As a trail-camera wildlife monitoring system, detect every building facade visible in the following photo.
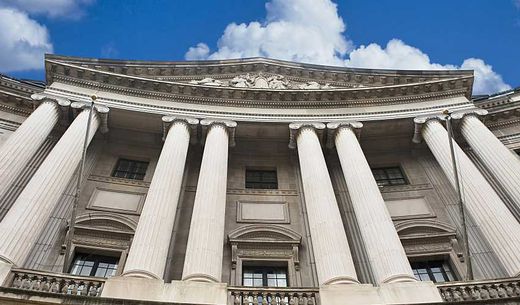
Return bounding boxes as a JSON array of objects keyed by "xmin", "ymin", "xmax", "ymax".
[{"xmin": 0, "ymin": 55, "xmax": 519, "ymax": 304}]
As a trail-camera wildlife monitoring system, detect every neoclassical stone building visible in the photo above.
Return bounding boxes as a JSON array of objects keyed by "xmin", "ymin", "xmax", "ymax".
[{"xmin": 0, "ymin": 55, "xmax": 519, "ymax": 305}]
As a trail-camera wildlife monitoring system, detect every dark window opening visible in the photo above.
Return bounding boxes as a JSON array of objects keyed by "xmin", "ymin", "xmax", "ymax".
[
  {"xmin": 411, "ymin": 260, "xmax": 455, "ymax": 283},
  {"xmin": 112, "ymin": 158, "xmax": 149, "ymax": 180},
  {"xmin": 371, "ymin": 166, "xmax": 407, "ymax": 187},
  {"xmin": 245, "ymin": 169, "xmax": 278, "ymax": 189},
  {"xmin": 70, "ymin": 253, "xmax": 119, "ymax": 278},
  {"xmin": 242, "ymin": 266, "xmax": 288, "ymax": 287}
]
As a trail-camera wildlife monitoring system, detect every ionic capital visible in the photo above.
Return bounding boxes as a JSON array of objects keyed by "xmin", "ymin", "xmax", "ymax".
[
  {"xmin": 200, "ymin": 119, "xmax": 237, "ymax": 147},
  {"xmin": 412, "ymin": 108, "xmax": 488, "ymax": 143},
  {"xmin": 412, "ymin": 113, "xmax": 447, "ymax": 144},
  {"xmin": 162, "ymin": 116, "xmax": 199, "ymax": 143},
  {"xmin": 288, "ymin": 122, "xmax": 326, "ymax": 149},
  {"xmin": 31, "ymin": 93, "xmax": 71, "ymax": 108},
  {"xmin": 31, "ymin": 93, "xmax": 70, "ymax": 125},
  {"xmin": 326, "ymin": 121, "xmax": 363, "ymax": 148},
  {"xmin": 71, "ymin": 101, "xmax": 110, "ymax": 134},
  {"xmin": 449, "ymin": 108, "xmax": 488, "ymax": 120}
]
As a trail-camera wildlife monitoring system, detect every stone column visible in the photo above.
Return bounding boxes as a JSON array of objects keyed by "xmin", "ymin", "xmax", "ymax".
[
  {"xmin": 327, "ymin": 122, "xmax": 416, "ymax": 284},
  {"xmin": 416, "ymin": 117, "xmax": 520, "ymax": 276},
  {"xmin": 123, "ymin": 117, "xmax": 198, "ymax": 279},
  {"xmin": 0, "ymin": 97, "xmax": 66, "ymax": 202},
  {"xmin": 0, "ymin": 103, "xmax": 108, "ymax": 266},
  {"xmin": 182, "ymin": 119, "xmax": 236, "ymax": 283},
  {"xmin": 456, "ymin": 109, "xmax": 520, "ymax": 209},
  {"xmin": 289, "ymin": 123, "xmax": 359, "ymax": 285}
]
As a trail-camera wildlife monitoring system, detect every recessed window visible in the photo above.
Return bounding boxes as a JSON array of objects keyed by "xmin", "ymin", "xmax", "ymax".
[
  {"xmin": 371, "ymin": 167, "xmax": 407, "ymax": 187},
  {"xmin": 112, "ymin": 158, "xmax": 149, "ymax": 180},
  {"xmin": 245, "ymin": 169, "xmax": 278, "ymax": 189},
  {"xmin": 411, "ymin": 260, "xmax": 455, "ymax": 283},
  {"xmin": 70, "ymin": 253, "xmax": 119, "ymax": 278},
  {"xmin": 243, "ymin": 266, "xmax": 288, "ymax": 287}
]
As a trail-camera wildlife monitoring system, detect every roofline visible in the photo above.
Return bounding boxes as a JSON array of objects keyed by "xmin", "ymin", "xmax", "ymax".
[{"xmin": 45, "ymin": 53, "xmax": 474, "ymax": 78}]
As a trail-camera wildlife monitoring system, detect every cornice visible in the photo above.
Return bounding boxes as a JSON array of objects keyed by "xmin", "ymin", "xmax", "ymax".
[
  {"xmin": 46, "ymin": 58, "xmax": 473, "ymax": 104},
  {"xmin": 45, "ymin": 86, "xmax": 474, "ymax": 122},
  {"xmin": 51, "ymin": 73, "xmax": 470, "ymax": 110},
  {"xmin": 45, "ymin": 55, "xmax": 474, "ymax": 89}
]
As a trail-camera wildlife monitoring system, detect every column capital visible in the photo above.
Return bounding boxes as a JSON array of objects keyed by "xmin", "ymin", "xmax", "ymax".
[
  {"xmin": 31, "ymin": 93, "xmax": 70, "ymax": 125},
  {"xmin": 412, "ymin": 113, "xmax": 447, "ymax": 144},
  {"xmin": 200, "ymin": 119, "xmax": 237, "ymax": 147},
  {"xmin": 288, "ymin": 122, "xmax": 325, "ymax": 149},
  {"xmin": 326, "ymin": 121, "xmax": 363, "ymax": 148},
  {"xmin": 31, "ymin": 93, "xmax": 71, "ymax": 108},
  {"xmin": 71, "ymin": 101, "xmax": 110, "ymax": 134},
  {"xmin": 162, "ymin": 116, "xmax": 199, "ymax": 143},
  {"xmin": 412, "ymin": 108, "xmax": 488, "ymax": 144},
  {"xmin": 449, "ymin": 108, "xmax": 488, "ymax": 120}
]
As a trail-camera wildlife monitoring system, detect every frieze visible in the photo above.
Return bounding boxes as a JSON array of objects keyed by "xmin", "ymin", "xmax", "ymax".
[
  {"xmin": 188, "ymin": 73, "xmax": 335, "ymax": 90},
  {"xmin": 50, "ymin": 73, "xmax": 471, "ymax": 110},
  {"xmin": 46, "ymin": 56, "xmax": 473, "ymax": 90},
  {"xmin": 46, "ymin": 60, "xmax": 473, "ymax": 108},
  {"xmin": 45, "ymin": 86, "xmax": 474, "ymax": 122}
]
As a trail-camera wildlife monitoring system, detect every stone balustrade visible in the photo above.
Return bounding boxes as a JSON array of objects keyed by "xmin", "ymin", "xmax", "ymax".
[
  {"xmin": 437, "ymin": 277, "xmax": 520, "ymax": 302},
  {"xmin": 5, "ymin": 268, "xmax": 105, "ymax": 297},
  {"xmin": 228, "ymin": 286, "xmax": 320, "ymax": 305}
]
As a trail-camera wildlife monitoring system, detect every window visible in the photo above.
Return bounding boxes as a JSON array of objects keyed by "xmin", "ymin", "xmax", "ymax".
[
  {"xmin": 371, "ymin": 167, "xmax": 407, "ymax": 187},
  {"xmin": 411, "ymin": 260, "xmax": 455, "ymax": 283},
  {"xmin": 112, "ymin": 158, "xmax": 148, "ymax": 180},
  {"xmin": 243, "ymin": 267, "xmax": 288, "ymax": 287},
  {"xmin": 70, "ymin": 253, "xmax": 119, "ymax": 278},
  {"xmin": 245, "ymin": 169, "xmax": 278, "ymax": 189}
]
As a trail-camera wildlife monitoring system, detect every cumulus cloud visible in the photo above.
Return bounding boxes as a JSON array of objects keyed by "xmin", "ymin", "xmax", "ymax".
[
  {"xmin": 0, "ymin": 7, "xmax": 53, "ymax": 72},
  {"xmin": 0, "ymin": 0, "xmax": 94, "ymax": 18},
  {"xmin": 186, "ymin": 0, "xmax": 511, "ymax": 95},
  {"xmin": 195, "ymin": 0, "xmax": 352, "ymax": 66},
  {"xmin": 345, "ymin": 39, "xmax": 511, "ymax": 95}
]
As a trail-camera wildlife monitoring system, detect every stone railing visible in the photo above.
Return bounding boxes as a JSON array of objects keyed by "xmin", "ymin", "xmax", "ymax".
[
  {"xmin": 228, "ymin": 286, "xmax": 320, "ymax": 305},
  {"xmin": 437, "ymin": 277, "xmax": 520, "ymax": 302},
  {"xmin": 5, "ymin": 268, "xmax": 105, "ymax": 297}
]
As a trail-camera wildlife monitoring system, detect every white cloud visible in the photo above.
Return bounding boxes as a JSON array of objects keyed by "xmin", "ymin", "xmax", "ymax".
[
  {"xmin": 197, "ymin": 0, "xmax": 352, "ymax": 66},
  {"xmin": 0, "ymin": 7, "xmax": 53, "ymax": 72},
  {"xmin": 185, "ymin": 43, "xmax": 210, "ymax": 60},
  {"xmin": 186, "ymin": 0, "xmax": 511, "ymax": 95},
  {"xmin": 345, "ymin": 39, "xmax": 511, "ymax": 95},
  {"xmin": 0, "ymin": 0, "xmax": 93, "ymax": 18}
]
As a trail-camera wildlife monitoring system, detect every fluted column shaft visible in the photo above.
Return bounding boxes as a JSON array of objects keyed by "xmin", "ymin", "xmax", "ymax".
[
  {"xmin": 123, "ymin": 119, "xmax": 194, "ymax": 279},
  {"xmin": 182, "ymin": 123, "xmax": 230, "ymax": 282},
  {"xmin": 295, "ymin": 126, "xmax": 358, "ymax": 285},
  {"xmin": 333, "ymin": 125, "xmax": 416, "ymax": 284},
  {"xmin": 422, "ymin": 119, "xmax": 520, "ymax": 276},
  {"xmin": 460, "ymin": 115, "xmax": 520, "ymax": 208},
  {"xmin": 0, "ymin": 109, "xmax": 99, "ymax": 266},
  {"xmin": 0, "ymin": 101, "xmax": 60, "ymax": 201}
]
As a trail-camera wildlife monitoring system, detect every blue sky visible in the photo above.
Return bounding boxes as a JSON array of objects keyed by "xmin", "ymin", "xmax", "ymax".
[{"xmin": 0, "ymin": 0, "xmax": 518, "ymax": 95}]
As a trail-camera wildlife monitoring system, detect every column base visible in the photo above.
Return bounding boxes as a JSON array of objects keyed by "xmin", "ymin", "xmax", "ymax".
[
  {"xmin": 102, "ymin": 276, "xmax": 227, "ymax": 305},
  {"xmin": 320, "ymin": 281, "xmax": 442, "ymax": 305}
]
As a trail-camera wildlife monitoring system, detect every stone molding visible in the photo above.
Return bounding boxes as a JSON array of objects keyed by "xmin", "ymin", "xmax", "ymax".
[
  {"xmin": 45, "ymin": 56, "xmax": 474, "ymax": 100},
  {"xmin": 50, "ymin": 73, "xmax": 471, "ymax": 110},
  {"xmin": 44, "ymin": 86, "xmax": 475, "ymax": 122}
]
